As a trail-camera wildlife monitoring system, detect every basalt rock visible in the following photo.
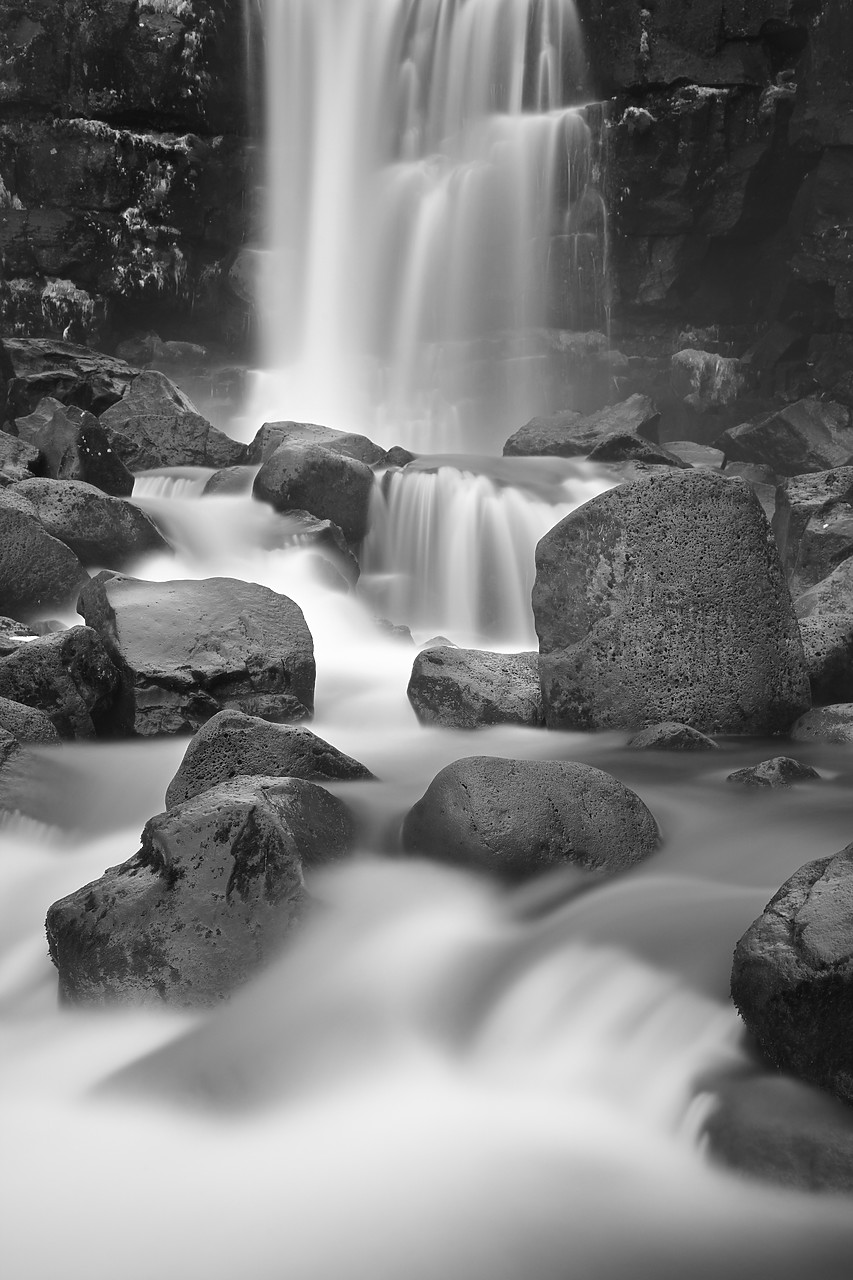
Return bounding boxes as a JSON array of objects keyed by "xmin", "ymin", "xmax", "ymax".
[
  {"xmin": 165, "ymin": 709, "xmax": 373, "ymax": 808},
  {"xmin": 503, "ymin": 394, "xmax": 660, "ymax": 458},
  {"xmin": 253, "ymin": 443, "xmax": 376, "ymax": 546},
  {"xmin": 14, "ymin": 477, "xmax": 169, "ymax": 567},
  {"xmin": 584, "ymin": 434, "xmax": 688, "ymax": 467},
  {"xmin": 0, "ymin": 625, "xmax": 120, "ymax": 737},
  {"xmin": 626, "ymin": 722, "xmax": 719, "ymax": 751},
  {"xmin": 3, "ymin": 339, "xmax": 137, "ymax": 417},
  {"xmin": 726, "ymin": 757, "xmax": 821, "ymax": 788},
  {"xmin": 407, "ymin": 647, "xmax": 543, "ymax": 730},
  {"xmin": 731, "ymin": 844, "xmax": 853, "ymax": 1104},
  {"xmin": 247, "ymin": 421, "xmax": 387, "ymax": 467},
  {"xmin": 0, "ymin": 495, "xmax": 89, "ymax": 619},
  {"xmin": 98, "ymin": 372, "xmax": 246, "ymax": 471},
  {"xmin": 402, "ymin": 756, "xmax": 660, "ymax": 881},
  {"xmin": 716, "ymin": 401, "xmax": 853, "ymax": 477},
  {"xmin": 78, "ymin": 573, "xmax": 315, "ymax": 736},
  {"xmin": 15, "ymin": 397, "xmax": 133, "ymax": 496},
  {"xmin": 789, "ymin": 705, "xmax": 853, "ymax": 744},
  {"xmin": 45, "ymin": 776, "xmax": 357, "ymax": 1008},
  {"xmin": 0, "ymin": 431, "xmax": 39, "ymax": 483},
  {"xmin": 533, "ymin": 470, "xmax": 810, "ymax": 734},
  {"xmin": 0, "ymin": 694, "xmax": 60, "ymax": 745},
  {"xmin": 773, "ymin": 469, "xmax": 853, "ymax": 597},
  {"xmin": 795, "ymin": 559, "xmax": 853, "ymax": 704}
]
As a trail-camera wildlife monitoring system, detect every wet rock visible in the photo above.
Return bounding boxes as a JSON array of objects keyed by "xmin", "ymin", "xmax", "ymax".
[
  {"xmin": 201, "ymin": 466, "xmax": 255, "ymax": 496},
  {"xmin": 384, "ymin": 446, "xmax": 416, "ymax": 468},
  {"xmin": 503, "ymin": 393, "xmax": 660, "ymax": 458},
  {"xmin": 671, "ymin": 349, "xmax": 744, "ymax": 411},
  {"xmin": 407, "ymin": 647, "xmax": 543, "ymax": 730},
  {"xmin": 585, "ymin": 434, "xmax": 688, "ymax": 467},
  {"xmin": 3, "ymin": 338, "xmax": 137, "ymax": 418},
  {"xmin": 0, "ymin": 625, "xmax": 120, "ymax": 738},
  {"xmin": 789, "ymin": 705, "xmax": 853, "ymax": 744},
  {"xmin": 99, "ymin": 372, "xmax": 246, "ymax": 471},
  {"xmin": 0, "ymin": 430, "xmax": 39, "ymax": 483},
  {"xmin": 795, "ymin": 560, "xmax": 853, "ymax": 704},
  {"xmin": 664, "ymin": 441, "xmax": 725, "ymax": 469},
  {"xmin": 0, "ymin": 495, "xmax": 89, "ymax": 619},
  {"xmin": 401, "ymin": 756, "xmax": 660, "ymax": 881},
  {"xmin": 534, "ymin": 470, "xmax": 810, "ymax": 733},
  {"xmin": 79, "ymin": 574, "xmax": 315, "ymax": 736},
  {"xmin": 14, "ymin": 478, "xmax": 169, "ymax": 567},
  {"xmin": 772, "ymin": 469, "xmax": 853, "ymax": 596},
  {"xmin": 626, "ymin": 722, "xmax": 719, "ymax": 751},
  {"xmin": 247, "ymin": 421, "xmax": 386, "ymax": 467},
  {"xmin": 165, "ymin": 709, "xmax": 373, "ymax": 808},
  {"xmin": 277, "ymin": 511, "xmax": 360, "ymax": 587},
  {"xmin": 716, "ymin": 400, "xmax": 853, "ymax": 476},
  {"xmin": 45, "ymin": 776, "xmax": 357, "ymax": 1008},
  {"xmin": 0, "ymin": 694, "xmax": 60, "ymax": 745},
  {"xmin": 726, "ymin": 757, "xmax": 821, "ymax": 788},
  {"xmin": 253, "ymin": 443, "xmax": 375, "ymax": 545},
  {"xmin": 15, "ymin": 397, "xmax": 134, "ymax": 496},
  {"xmin": 731, "ymin": 843, "xmax": 853, "ymax": 1104}
]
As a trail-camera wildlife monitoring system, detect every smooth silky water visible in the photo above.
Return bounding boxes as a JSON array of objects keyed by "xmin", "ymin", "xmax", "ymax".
[{"xmin": 4, "ymin": 0, "xmax": 853, "ymax": 1276}]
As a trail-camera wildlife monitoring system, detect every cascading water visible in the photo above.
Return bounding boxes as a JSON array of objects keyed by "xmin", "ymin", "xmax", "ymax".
[{"xmin": 251, "ymin": 0, "xmax": 607, "ymax": 451}]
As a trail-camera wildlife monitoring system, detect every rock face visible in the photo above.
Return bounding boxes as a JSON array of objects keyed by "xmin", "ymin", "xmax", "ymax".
[
  {"xmin": 165, "ymin": 709, "xmax": 373, "ymax": 808},
  {"xmin": 247, "ymin": 421, "xmax": 387, "ymax": 467},
  {"xmin": 0, "ymin": 626, "xmax": 120, "ymax": 737},
  {"xmin": 401, "ymin": 756, "xmax": 660, "ymax": 880},
  {"xmin": 15, "ymin": 397, "xmax": 133, "ymax": 495},
  {"xmin": 795, "ymin": 559, "xmax": 853, "ymax": 704},
  {"xmin": 731, "ymin": 844, "xmax": 853, "ymax": 1103},
  {"xmin": 0, "ymin": 496, "xmax": 89, "ymax": 618},
  {"xmin": 626, "ymin": 722, "xmax": 719, "ymax": 751},
  {"xmin": 726, "ymin": 757, "xmax": 820, "ymax": 788},
  {"xmin": 717, "ymin": 401, "xmax": 853, "ymax": 476},
  {"xmin": 773, "ymin": 469, "xmax": 853, "ymax": 597},
  {"xmin": 407, "ymin": 647, "xmax": 543, "ymax": 730},
  {"xmin": 503, "ymin": 394, "xmax": 660, "ymax": 458},
  {"xmin": 98, "ymin": 372, "xmax": 246, "ymax": 471},
  {"xmin": 253, "ymin": 443, "xmax": 376, "ymax": 545},
  {"xmin": 14, "ymin": 477, "xmax": 169, "ymax": 566},
  {"xmin": 79, "ymin": 574, "xmax": 316, "ymax": 736},
  {"xmin": 45, "ymin": 776, "xmax": 357, "ymax": 1007},
  {"xmin": 533, "ymin": 471, "xmax": 810, "ymax": 733}
]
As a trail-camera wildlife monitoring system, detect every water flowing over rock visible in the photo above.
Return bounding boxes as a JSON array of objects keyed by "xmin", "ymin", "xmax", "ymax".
[
  {"xmin": 78, "ymin": 574, "xmax": 315, "ymax": 736},
  {"xmin": 407, "ymin": 647, "xmax": 543, "ymax": 730},
  {"xmin": 46, "ymin": 776, "xmax": 357, "ymax": 1008},
  {"xmin": 253, "ymin": 443, "xmax": 376, "ymax": 546},
  {"xmin": 13, "ymin": 477, "xmax": 169, "ymax": 567},
  {"xmin": 166, "ymin": 709, "xmax": 374, "ymax": 809},
  {"xmin": 402, "ymin": 756, "xmax": 660, "ymax": 880},
  {"xmin": 15, "ymin": 397, "xmax": 133, "ymax": 495},
  {"xmin": 533, "ymin": 470, "xmax": 810, "ymax": 733},
  {"xmin": 0, "ymin": 625, "xmax": 120, "ymax": 738}
]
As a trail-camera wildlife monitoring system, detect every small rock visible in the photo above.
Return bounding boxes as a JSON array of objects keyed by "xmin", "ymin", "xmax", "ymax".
[
  {"xmin": 201, "ymin": 466, "xmax": 255, "ymax": 496},
  {"xmin": 726, "ymin": 757, "xmax": 821, "ymax": 788},
  {"xmin": 626, "ymin": 722, "xmax": 719, "ymax": 751},
  {"xmin": 384, "ymin": 446, "xmax": 416, "ymax": 468},
  {"xmin": 407, "ymin": 647, "xmax": 543, "ymax": 729},
  {"xmin": 790, "ymin": 705, "xmax": 853, "ymax": 743},
  {"xmin": 375, "ymin": 618, "xmax": 414, "ymax": 644}
]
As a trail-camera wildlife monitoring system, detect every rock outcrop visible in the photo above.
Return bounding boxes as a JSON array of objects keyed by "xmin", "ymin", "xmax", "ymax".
[{"xmin": 407, "ymin": 647, "xmax": 543, "ymax": 730}]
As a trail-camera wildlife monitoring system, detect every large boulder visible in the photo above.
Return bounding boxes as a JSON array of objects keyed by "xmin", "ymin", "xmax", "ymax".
[
  {"xmin": 533, "ymin": 471, "xmax": 810, "ymax": 733},
  {"xmin": 78, "ymin": 574, "xmax": 316, "ymax": 736},
  {"xmin": 3, "ymin": 338, "xmax": 137, "ymax": 418},
  {"xmin": 0, "ymin": 625, "xmax": 120, "ymax": 737},
  {"xmin": 407, "ymin": 647, "xmax": 543, "ymax": 729},
  {"xmin": 13, "ymin": 477, "xmax": 169, "ymax": 567},
  {"xmin": 772, "ymin": 469, "xmax": 853, "ymax": 596},
  {"xmin": 15, "ymin": 396, "xmax": 134, "ymax": 495},
  {"xmin": 45, "ymin": 776, "xmax": 357, "ymax": 1007},
  {"xmin": 731, "ymin": 844, "xmax": 853, "ymax": 1104},
  {"xmin": 716, "ymin": 400, "xmax": 853, "ymax": 476},
  {"xmin": 98, "ymin": 371, "xmax": 246, "ymax": 471},
  {"xmin": 503, "ymin": 394, "xmax": 660, "ymax": 458},
  {"xmin": 165, "ymin": 709, "xmax": 373, "ymax": 808},
  {"xmin": 401, "ymin": 756, "xmax": 660, "ymax": 880},
  {"xmin": 253, "ymin": 443, "xmax": 376, "ymax": 545},
  {"xmin": 0, "ymin": 495, "xmax": 89, "ymax": 619},
  {"xmin": 795, "ymin": 559, "xmax": 853, "ymax": 704},
  {"xmin": 247, "ymin": 421, "xmax": 387, "ymax": 467}
]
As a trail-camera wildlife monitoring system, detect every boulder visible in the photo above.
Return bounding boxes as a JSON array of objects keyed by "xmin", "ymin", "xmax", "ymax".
[
  {"xmin": 45, "ymin": 776, "xmax": 357, "ymax": 1007},
  {"xmin": 585, "ymin": 434, "xmax": 689, "ymax": 467},
  {"xmin": 0, "ymin": 625, "xmax": 120, "ymax": 737},
  {"xmin": 98, "ymin": 372, "xmax": 246, "ymax": 471},
  {"xmin": 671, "ymin": 349, "xmax": 744, "ymax": 411},
  {"xmin": 721, "ymin": 462, "xmax": 778, "ymax": 523},
  {"xmin": 277, "ymin": 511, "xmax": 360, "ymax": 587},
  {"xmin": 202, "ymin": 466, "xmax": 255, "ymax": 496},
  {"xmin": 795, "ymin": 560, "xmax": 853, "ymax": 704},
  {"xmin": 247, "ymin": 421, "xmax": 387, "ymax": 467},
  {"xmin": 0, "ymin": 617, "xmax": 38, "ymax": 655},
  {"xmin": 503, "ymin": 393, "xmax": 660, "ymax": 458},
  {"xmin": 731, "ymin": 844, "xmax": 853, "ymax": 1104},
  {"xmin": 0, "ymin": 496, "xmax": 89, "ymax": 619},
  {"xmin": 664, "ymin": 441, "xmax": 725, "ymax": 469},
  {"xmin": 253, "ymin": 443, "xmax": 375, "ymax": 545},
  {"xmin": 15, "ymin": 396, "xmax": 134, "ymax": 495},
  {"xmin": 401, "ymin": 756, "xmax": 660, "ymax": 881},
  {"xmin": 3, "ymin": 338, "xmax": 137, "ymax": 418},
  {"xmin": 772, "ymin": 469, "xmax": 853, "ymax": 596},
  {"xmin": 533, "ymin": 471, "xmax": 810, "ymax": 733},
  {"xmin": 716, "ymin": 400, "xmax": 853, "ymax": 476},
  {"xmin": 407, "ymin": 647, "xmax": 543, "ymax": 730},
  {"xmin": 165, "ymin": 709, "xmax": 373, "ymax": 808},
  {"xmin": 78, "ymin": 574, "xmax": 315, "ymax": 736},
  {"xmin": 0, "ymin": 430, "xmax": 39, "ymax": 483},
  {"xmin": 789, "ymin": 705, "xmax": 853, "ymax": 744},
  {"xmin": 0, "ymin": 695, "xmax": 60, "ymax": 745},
  {"xmin": 626, "ymin": 722, "xmax": 719, "ymax": 751},
  {"xmin": 384, "ymin": 446, "xmax": 417, "ymax": 468},
  {"xmin": 13, "ymin": 478, "xmax": 169, "ymax": 567},
  {"xmin": 726, "ymin": 757, "xmax": 821, "ymax": 788}
]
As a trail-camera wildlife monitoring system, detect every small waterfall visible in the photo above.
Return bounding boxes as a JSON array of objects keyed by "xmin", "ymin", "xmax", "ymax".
[{"xmin": 253, "ymin": 0, "xmax": 606, "ymax": 451}]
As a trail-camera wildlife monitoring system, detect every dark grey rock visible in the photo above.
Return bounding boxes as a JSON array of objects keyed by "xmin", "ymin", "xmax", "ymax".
[
  {"xmin": 4, "ymin": 338, "xmax": 137, "ymax": 418},
  {"xmin": 0, "ymin": 430, "xmax": 39, "ymax": 483},
  {"xmin": 585, "ymin": 433, "xmax": 689, "ymax": 467},
  {"xmin": 401, "ymin": 756, "xmax": 660, "ymax": 881},
  {"xmin": 14, "ymin": 477, "xmax": 169, "ymax": 567},
  {"xmin": 99, "ymin": 371, "xmax": 246, "ymax": 471},
  {"xmin": 795, "ymin": 560, "xmax": 853, "ymax": 704},
  {"xmin": 253, "ymin": 443, "xmax": 375, "ymax": 544},
  {"xmin": 0, "ymin": 495, "xmax": 89, "ymax": 619},
  {"xmin": 46, "ymin": 776, "xmax": 357, "ymax": 1007},
  {"xmin": 626, "ymin": 722, "xmax": 719, "ymax": 751},
  {"xmin": 533, "ymin": 471, "xmax": 810, "ymax": 733},
  {"xmin": 726, "ymin": 757, "xmax": 821, "ymax": 788},
  {"xmin": 407, "ymin": 647, "xmax": 543, "ymax": 730},
  {"xmin": 384, "ymin": 446, "xmax": 416, "ymax": 468},
  {"xmin": 790, "ymin": 705, "xmax": 853, "ymax": 744},
  {"xmin": 0, "ymin": 625, "xmax": 120, "ymax": 738},
  {"xmin": 717, "ymin": 400, "xmax": 853, "ymax": 476},
  {"xmin": 247, "ymin": 420, "xmax": 386, "ymax": 467},
  {"xmin": 503, "ymin": 394, "xmax": 660, "ymax": 458},
  {"xmin": 0, "ymin": 695, "xmax": 61, "ymax": 745},
  {"xmin": 79, "ymin": 573, "xmax": 315, "ymax": 736},
  {"xmin": 277, "ymin": 511, "xmax": 360, "ymax": 587},
  {"xmin": 663, "ymin": 441, "xmax": 725, "ymax": 469},
  {"xmin": 201, "ymin": 466, "xmax": 255, "ymax": 496},
  {"xmin": 772, "ymin": 469, "xmax": 853, "ymax": 596},
  {"xmin": 165, "ymin": 709, "xmax": 373, "ymax": 808},
  {"xmin": 15, "ymin": 396, "xmax": 134, "ymax": 495}
]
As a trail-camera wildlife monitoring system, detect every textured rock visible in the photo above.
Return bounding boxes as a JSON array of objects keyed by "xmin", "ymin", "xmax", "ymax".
[
  {"xmin": 99, "ymin": 372, "xmax": 246, "ymax": 471},
  {"xmin": 45, "ymin": 776, "xmax": 356, "ymax": 1007},
  {"xmin": 407, "ymin": 647, "xmax": 543, "ymax": 730},
  {"xmin": 247, "ymin": 421, "xmax": 386, "ymax": 467},
  {"xmin": 15, "ymin": 396, "xmax": 133, "ymax": 495},
  {"xmin": 0, "ymin": 725, "xmax": 20, "ymax": 769},
  {"xmin": 0, "ymin": 496, "xmax": 89, "ymax": 618},
  {"xmin": 253, "ymin": 443, "xmax": 376, "ymax": 545},
  {"xmin": 717, "ymin": 401, "xmax": 853, "ymax": 476},
  {"xmin": 4, "ymin": 339, "xmax": 137, "ymax": 417},
  {"xmin": 662, "ymin": 441, "xmax": 725, "ymax": 469},
  {"xmin": 731, "ymin": 844, "xmax": 853, "ymax": 1103},
  {"xmin": 0, "ymin": 625, "xmax": 120, "ymax": 737},
  {"xmin": 276, "ymin": 511, "xmax": 361, "ymax": 587},
  {"xmin": 202, "ymin": 466, "xmax": 255, "ymax": 496},
  {"xmin": 503, "ymin": 394, "xmax": 660, "ymax": 458},
  {"xmin": 726, "ymin": 757, "xmax": 821, "ymax": 788},
  {"xmin": 534, "ymin": 471, "xmax": 810, "ymax": 733},
  {"xmin": 773, "ymin": 469, "xmax": 853, "ymax": 596},
  {"xmin": 79, "ymin": 574, "xmax": 315, "ymax": 736},
  {"xmin": 0, "ymin": 430, "xmax": 39, "ymax": 482},
  {"xmin": 14, "ymin": 477, "xmax": 169, "ymax": 567},
  {"xmin": 790, "ymin": 705, "xmax": 853, "ymax": 744},
  {"xmin": 401, "ymin": 756, "xmax": 660, "ymax": 881},
  {"xmin": 0, "ymin": 694, "xmax": 60, "ymax": 745},
  {"xmin": 584, "ymin": 434, "xmax": 688, "ymax": 467},
  {"xmin": 795, "ymin": 559, "xmax": 853, "ymax": 704},
  {"xmin": 626, "ymin": 722, "xmax": 719, "ymax": 751},
  {"xmin": 165, "ymin": 709, "xmax": 373, "ymax": 808},
  {"xmin": 671, "ymin": 349, "xmax": 744, "ymax": 411}
]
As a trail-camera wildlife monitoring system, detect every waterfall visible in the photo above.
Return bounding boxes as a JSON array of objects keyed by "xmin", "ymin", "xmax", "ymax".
[{"xmin": 252, "ymin": 0, "xmax": 606, "ymax": 451}]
